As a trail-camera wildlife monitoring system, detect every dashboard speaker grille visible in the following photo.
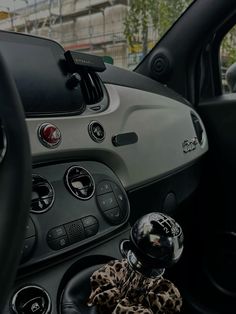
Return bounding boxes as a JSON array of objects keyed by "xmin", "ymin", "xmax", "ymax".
[{"xmin": 65, "ymin": 220, "xmax": 85, "ymax": 244}]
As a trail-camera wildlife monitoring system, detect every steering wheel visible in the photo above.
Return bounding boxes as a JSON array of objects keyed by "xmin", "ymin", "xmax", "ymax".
[{"xmin": 0, "ymin": 54, "xmax": 31, "ymax": 311}]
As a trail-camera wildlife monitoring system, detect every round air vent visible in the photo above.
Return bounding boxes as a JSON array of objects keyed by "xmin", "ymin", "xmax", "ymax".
[
  {"xmin": 11, "ymin": 285, "xmax": 51, "ymax": 314},
  {"xmin": 31, "ymin": 175, "xmax": 54, "ymax": 213},
  {"xmin": 65, "ymin": 166, "xmax": 95, "ymax": 200}
]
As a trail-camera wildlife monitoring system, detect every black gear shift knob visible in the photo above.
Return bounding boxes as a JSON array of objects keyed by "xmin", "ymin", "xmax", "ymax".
[{"xmin": 120, "ymin": 212, "xmax": 184, "ymax": 277}]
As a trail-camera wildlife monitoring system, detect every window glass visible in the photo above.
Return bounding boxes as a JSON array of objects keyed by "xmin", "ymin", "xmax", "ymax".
[
  {"xmin": 0, "ymin": 0, "xmax": 193, "ymax": 70},
  {"xmin": 220, "ymin": 25, "xmax": 236, "ymax": 93}
]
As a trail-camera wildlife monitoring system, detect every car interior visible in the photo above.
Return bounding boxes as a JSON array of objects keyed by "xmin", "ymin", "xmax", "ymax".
[{"xmin": 0, "ymin": 0, "xmax": 236, "ymax": 313}]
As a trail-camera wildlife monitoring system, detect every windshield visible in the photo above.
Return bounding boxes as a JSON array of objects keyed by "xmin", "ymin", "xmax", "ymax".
[{"xmin": 0, "ymin": 0, "xmax": 193, "ymax": 69}]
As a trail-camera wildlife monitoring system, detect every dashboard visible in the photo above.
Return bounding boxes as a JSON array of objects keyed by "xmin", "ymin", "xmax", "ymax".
[{"xmin": 0, "ymin": 31, "xmax": 208, "ymax": 314}]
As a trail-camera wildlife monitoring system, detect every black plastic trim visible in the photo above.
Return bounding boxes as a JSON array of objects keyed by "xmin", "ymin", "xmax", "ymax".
[{"xmin": 99, "ymin": 64, "xmax": 191, "ymax": 107}]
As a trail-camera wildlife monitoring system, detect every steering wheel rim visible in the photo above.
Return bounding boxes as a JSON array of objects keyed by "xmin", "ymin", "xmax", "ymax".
[{"xmin": 0, "ymin": 54, "xmax": 31, "ymax": 311}]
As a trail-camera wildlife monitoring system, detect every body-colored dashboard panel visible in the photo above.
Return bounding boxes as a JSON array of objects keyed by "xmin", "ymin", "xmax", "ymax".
[{"xmin": 28, "ymin": 84, "xmax": 208, "ymax": 190}]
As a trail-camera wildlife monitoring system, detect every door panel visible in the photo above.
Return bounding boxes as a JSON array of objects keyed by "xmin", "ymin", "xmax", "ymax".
[{"xmin": 177, "ymin": 95, "xmax": 236, "ymax": 314}]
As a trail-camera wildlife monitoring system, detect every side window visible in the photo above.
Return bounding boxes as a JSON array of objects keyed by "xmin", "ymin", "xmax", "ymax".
[{"xmin": 220, "ymin": 25, "xmax": 236, "ymax": 93}]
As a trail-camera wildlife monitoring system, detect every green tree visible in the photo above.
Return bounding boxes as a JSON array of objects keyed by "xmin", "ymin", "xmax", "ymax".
[
  {"xmin": 124, "ymin": 0, "xmax": 159, "ymax": 56},
  {"xmin": 124, "ymin": 0, "xmax": 192, "ymax": 56},
  {"xmin": 158, "ymin": 0, "xmax": 192, "ymax": 37},
  {"xmin": 221, "ymin": 25, "xmax": 236, "ymax": 68}
]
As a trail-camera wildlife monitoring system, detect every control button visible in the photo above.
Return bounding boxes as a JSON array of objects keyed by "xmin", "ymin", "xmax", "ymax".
[
  {"xmin": 38, "ymin": 123, "xmax": 61, "ymax": 148},
  {"xmin": 47, "ymin": 226, "xmax": 66, "ymax": 241},
  {"xmin": 112, "ymin": 132, "xmax": 138, "ymax": 147},
  {"xmin": 104, "ymin": 207, "xmax": 124, "ymax": 225},
  {"xmin": 65, "ymin": 219, "xmax": 85, "ymax": 244},
  {"xmin": 88, "ymin": 121, "xmax": 105, "ymax": 143},
  {"xmin": 112, "ymin": 183, "xmax": 127, "ymax": 210},
  {"xmin": 21, "ymin": 237, "xmax": 36, "ymax": 262},
  {"xmin": 25, "ymin": 217, "xmax": 36, "ymax": 238},
  {"xmin": 97, "ymin": 192, "xmax": 118, "ymax": 212},
  {"xmin": 82, "ymin": 216, "xmax": 98, "ymax": 228},
  {"xmin": 48, "ymin": 235, "xmax": 69, "ymax": 250},
  {"xmin": 85, "ymin": 224, "xmax": 99, "ymax": 238},
  {"xmin": 97, "ymin": 181, "xmax": 112, "ymax": 195}
]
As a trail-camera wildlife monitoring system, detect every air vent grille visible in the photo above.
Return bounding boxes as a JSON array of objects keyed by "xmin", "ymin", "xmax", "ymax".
[
  {"xmin": 65, "ymin": 166, "xmax": 95, "ymax": 200},
  {"xmin": 191, "ymin": 113, "xmax": 204, "ymax": 144},
  {"xmin": 80, "ymin": 71, "xmax": 104, "ymax": 105},
  {"xmin": 31, "ymin": 175, "xmax": 54, "ymax": 213}
]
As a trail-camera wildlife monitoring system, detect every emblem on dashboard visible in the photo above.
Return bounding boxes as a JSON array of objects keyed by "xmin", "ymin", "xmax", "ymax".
[
  {"xmin": 182, "ymin": 137, "xmax": 198, "ymax": 153},
  {"xmin": 38, "ymin": 123, "xmax": 61, "ymax": 148}
]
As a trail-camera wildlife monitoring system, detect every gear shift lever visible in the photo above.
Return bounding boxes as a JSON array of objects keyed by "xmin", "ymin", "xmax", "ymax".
[
  {"xmin": 61, "ymin": 213, "xmax": 184, "ymax": 314},
  {"xmin": 120, "ymin": 212, "xmax": 184, "ymax": 278}
]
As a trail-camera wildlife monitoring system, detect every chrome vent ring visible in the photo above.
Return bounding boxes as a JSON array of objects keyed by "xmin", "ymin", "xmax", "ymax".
[
  {"xmin": 64, "ymin": 166, "xmax": 95, "ymax": 200},
  {"xmin": 31, "ymin": 174, "xmax": 55, "ymax": 213}
]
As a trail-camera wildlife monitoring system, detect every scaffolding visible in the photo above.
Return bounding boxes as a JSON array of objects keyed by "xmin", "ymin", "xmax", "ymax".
[{"xmin": 0, "ymin": 0, "xmax": 156, "ymax": 68}]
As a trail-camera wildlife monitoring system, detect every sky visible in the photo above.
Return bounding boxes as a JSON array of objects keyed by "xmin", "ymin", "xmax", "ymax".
[{"xmin": 0, "ymin": 0, "xmax": 44, "ymax": 11}]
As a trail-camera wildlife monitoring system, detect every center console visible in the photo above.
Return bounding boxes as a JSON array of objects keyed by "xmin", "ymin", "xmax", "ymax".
[
  {"xmin": 21, "ymin": 161, "xmax": 130, "ymax": 269},
  {"xmin": 4, "ymin": 161, "xmax": 130, "ymax": 314}
]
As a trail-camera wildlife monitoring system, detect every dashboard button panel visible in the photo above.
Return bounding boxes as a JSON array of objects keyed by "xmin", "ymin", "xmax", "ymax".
[
  {"xmin": 84, "ymin": 224, "xmax": 98, "ymax": 238},
  {"xmin": 47, "ymin": 226, "xmax": 66, "ymax": 241},
  {"xmin": 97, "ymin": 192, "xmax": 118, "ymax": 212},
  {"xmin": 111, "ymin": 183, "xmax": 127, "ymax": 210},
  {"xmin": 21, "ymin": 162, "xmax": 130, "ymax": 265},
  {"xmin": 21, "ymin": 237, "xmax": 36, "ymax": 262},
  {"xmin": 48, "ymin": 236, "xmax": 69, "ymax": 250},
  {"xmin": 97, "ymin": 181, "xmax": 129, "ymax": 225},
  {"xmin": 21, "ymin": 217, "xmax": 36, "ymax": 263},
  {"xmin": 81, "ymin": 215, "xmax": 97, "ymax": 228},
  {"xmin": 104, "ymin": 207, "xmax": 124, "ymax": 225},
  {"xmin": 25, "ymin": 217, "xmax": 36, "ymax": 238},
  {"xmin": 65, "ymin": 220, "xmax": 85, "ymax": 244},
  {"xmin": 96, "ymin": 181, "xmax": 112, "ymax": 195},
  {"xmin": 47, "ymin": 216, "xmax": 99, "ymax": 250}
]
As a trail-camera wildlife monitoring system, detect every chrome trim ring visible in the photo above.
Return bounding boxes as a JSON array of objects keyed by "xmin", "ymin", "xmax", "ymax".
[
  {"xmin": 30, "ymin": 174, "xmax": 55, "ymax": 214},
  {"xmin": 88, "ymin": 121, "xmax": 105, "ymax": 143},
  {"xmin": 38, "ymin": 123, "xmax": 61, "ymax": 149},
  {"xmin": 65, "ymin": 165, "xmax": 95, "ymax": 200},
  {"xmin": 11, "ymin": 284, "xmax": 51, "ymax": 314}
]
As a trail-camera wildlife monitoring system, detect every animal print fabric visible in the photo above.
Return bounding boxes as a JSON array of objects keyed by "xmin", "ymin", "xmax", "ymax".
[{"xmin": 87, "ymin": 259, "xmax": 182, "ymax": 313}]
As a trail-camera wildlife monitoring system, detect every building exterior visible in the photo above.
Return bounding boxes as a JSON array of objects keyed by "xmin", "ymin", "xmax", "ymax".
[{"xmin": 0, "ymin": 0, "xmax": 142, "ymax": 68}]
